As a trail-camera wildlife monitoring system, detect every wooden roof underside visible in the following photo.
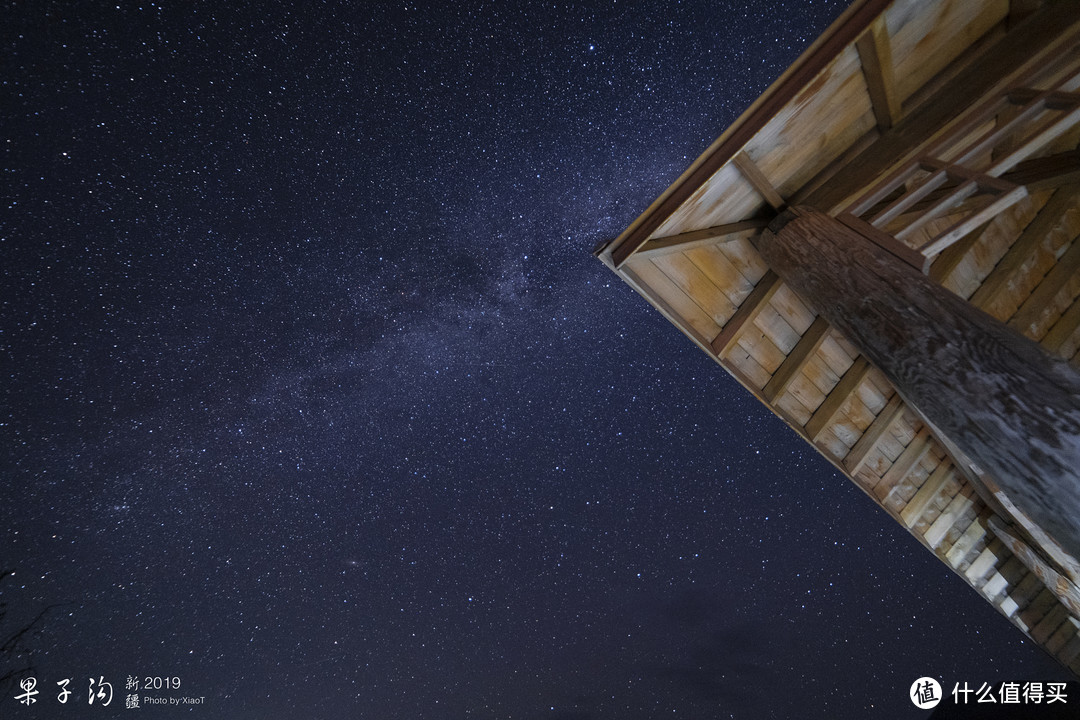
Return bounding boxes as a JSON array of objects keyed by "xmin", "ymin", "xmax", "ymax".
[{"xmin": 598, "ymin": 0, "xmax": 1080, "ymax": 673}]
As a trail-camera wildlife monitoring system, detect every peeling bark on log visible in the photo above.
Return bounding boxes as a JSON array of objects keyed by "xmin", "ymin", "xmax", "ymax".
[{"xmin": 756, "ymin": 206, "xmax": 1080, "ymax": 558}]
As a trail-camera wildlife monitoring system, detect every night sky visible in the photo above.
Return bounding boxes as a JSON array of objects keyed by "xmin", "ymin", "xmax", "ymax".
[{"xmin": 2, "ymin": 1, "xmax": 1075, "ymax": 718}]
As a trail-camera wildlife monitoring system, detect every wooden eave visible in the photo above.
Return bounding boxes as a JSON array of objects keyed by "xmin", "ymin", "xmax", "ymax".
[{"xmin": 599, "ymin": 0, "xmax": 1080, "ymax": 674}]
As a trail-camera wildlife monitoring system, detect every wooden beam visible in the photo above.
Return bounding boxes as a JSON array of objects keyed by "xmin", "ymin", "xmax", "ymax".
[
  {"xmin": 843, "ymin": 393, "xmax": 905, "ymax": 476},
  {"xmin": 807, "ymin": 5, "xmax": 1080, "ymax": 214},
  {"xmin": 633, "ymin": 219, "xmax": 769, "ymax": 260},
  {"xmin": 855, "ymin": 15, "xmax": 902, "ymax": 130},
  {"xmin": 1010, "ymin": 232, "xmax": 1080, "ymax": 336},
  {"xmin": 709, "ymin": 271, "xmax": 781, "ymax": 357},
  {"xmin": 901, "ymin": 460, "xmax": 955, "ymax": 528},
  {"xmin": 837, "ymin": 213, "xmax": 931, "ymax": 273},
  {"xmin": 918, "ymin": 184, "xmax": 1029, "ymax": 258},
  {"xmin": 1043, "ymin": 295, "xmax": 1080, "ymax": 354},
  {"xmin": 757, "ymin": 205, "xmax": 1080, "ymax": 560},
  {"xmin": 1006, "ymin": 88, "xmax": 1080, "ymax": 111},
  {"xmin": 733, "ymin": 151, "xmax": 785, "ymax": 211},
  {"xmin": 875, "ymin": 427, "xmax": 932, "ymax": 500},
  {"xmin": 805, "ymin": 355, "xmax": 871, "ymax": 442},
  {"xmin": 1003, "ymin": 149, "xmax": 1080, "ymax": 191},
  {"xmin": 606, "ymin": 0, "xmax": 894, "ymax": 267},
  {"xmin": 969, "ymin": 184, "xmax": 1080, "ymax": 309},
  {"xmin": 763, "ymin": 315, "xmax": 831, "ymax": 401}
]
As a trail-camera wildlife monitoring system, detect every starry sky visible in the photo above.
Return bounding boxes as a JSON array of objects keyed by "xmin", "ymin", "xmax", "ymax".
[{"xmin": 1, "ymin": 1, "xmax": 1075, "ymax": 718}]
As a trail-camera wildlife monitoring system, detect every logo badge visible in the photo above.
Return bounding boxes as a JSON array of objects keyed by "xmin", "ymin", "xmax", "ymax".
[{"xmin": 911, "ymin": 677, "xmax": 943, "ymax": 709}]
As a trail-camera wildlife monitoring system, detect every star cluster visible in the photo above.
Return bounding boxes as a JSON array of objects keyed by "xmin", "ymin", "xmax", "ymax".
[{"xmin": 1, "ymin": 1, "xmax": 1071, "ymax": 718}]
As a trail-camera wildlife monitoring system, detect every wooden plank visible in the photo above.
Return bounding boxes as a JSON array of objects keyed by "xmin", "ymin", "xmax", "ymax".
[
  {"xmin": 685, "ymin": 244, "xmax": 754, "ymax": 306},
  {"xmin": 1032, "ymin": 603, "xmax": 1070, "ymax": 645},
  {"xmin": 1043, "ymin": 295, "xmax": 1080, "ymax": 354},
  {"xmin": 1020, "ymin": 588, "xmax": 1059, "ymax": 631},
  {"xmin": 1008, "ymin": 571, "xmax": 1046, "ymax": 616},
  {"xmin": 946, "ymin": 512, "xmax": 990, "ymax": 567},
  {"xmin": 918, "ymin": 185, "xmax": 1029, "ymax": 258},
  {"xmin": 969, "ymin": 185, "xmax": 1080, "ymax": 308},
  {"xmin": 1059, "ymin": 630, "xmax": 1080, "ymax": 665},
  {"xmin": 733, "ymin": 151, "xmax": 786, "ymax": 211},
  {"xmin": 874, "ymin": 427, "xmax": 932, "ymax": 499},
  {"xmin": 805, "ymin": 356, "xmax": 870, "ymax": 441},
  {"xmin": 855, "ymin": 15, "xmax": 901, "ymax": 130},
  {"xmin": 926, "ymin": 488, "xmax": 977, "ymax": 549},
  {"xmin": 653, "ymin": 254, "xmax": 737, "ymax": 326},
  {"xmin": 987, "ymin": 103, "xmax": 1080, "ymax": 177},
  {"xmin": 759, "ymin": 206, "xmax": 1080, "ymax": 560},
  {"xmin": 807, "ymin": 5, "xmax": 1080, "ymax": 214},
  {"xmin": 620, "ymin": 264, "xmax": 717, "ymax": 349},
  {"xmin": 990, "ymin": 516, "xmax": 1080, "ymax": 618},
  {"xmin": 606, "ymin": 0, "xmax": 893, "ymax": 266},
  {"xmin": 983, "ymin": 571, "xmax": 1010, "ymax": 601},
  {"xmin": 927, "ymin": 220, "xmax": 991, "ymax": 284},
  {"xmin": 636, "ymin": 220, "xmax": 770, "ymax": 259},
  {"xmin": 790, "ymin": 128, "xmax": 881, "ymax": 207},
  {"xmin": 709, "ymin": 271, "xmax": 782, "ymax": 357},
  {"xmin": 763, "ymin": 315, "xmax": 831, "ymax": 402},
  {"xmin": 901, "ymin": 461, "xmax": 955, "ymax": 528},
  {"xmin": 997, "ymin": 555, "xmax": 1030, "ymax": 588},
  {"xmin": 843, "ymin": 392, "xmax": 905, "ymax": 475},
  {"xmin": 1010, "ymin": 233, "xmax": 1080, "ymax": 336},
  {"xmin": 965, "ymin": 540, "xmax": 1005, "ymax": 585},
  {"xmin": 1047, "ymin": 619, "xmax": 1078, "ymax": 655}
]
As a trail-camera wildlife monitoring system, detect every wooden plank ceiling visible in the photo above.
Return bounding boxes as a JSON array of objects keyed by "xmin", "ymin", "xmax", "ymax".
[{"xmin": 597, "ymin": 0, "xmax": 1080, "ymax": 674}]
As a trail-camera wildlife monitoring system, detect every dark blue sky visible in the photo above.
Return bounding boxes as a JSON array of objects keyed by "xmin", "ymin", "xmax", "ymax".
[{"xmin": 1, "ymin": 1, "xmax": 1072, "ymax": 718}]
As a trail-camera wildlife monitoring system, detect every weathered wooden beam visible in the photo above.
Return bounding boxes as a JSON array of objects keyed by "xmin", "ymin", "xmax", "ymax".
[
  {"xmin": 763, "ymin": 315, "xmax": 831, "ymax": 402},
  {"xmin": 969, "ymin": 184, "xmax": 1080, "ymax": 309},
  {"xmin": 947, "ymin": 510, "xmax": 993, "ymax": 568},
  {"xmin": 709, "ymin": 271, "xmax": 782, "ymax": 357},
  {"xmin": 856, "ymin": 15, "xmax": 902, "ymax": 130},
  {"xmin": 805, "ymin": 355, "xmax": 871, "ymax": 442},
  {"xmin": 757, "ymin": 205, "xmax": 1080, "ymax": 559},
  {"xmin": 733, "ymin": 151, "xmax": 785, "ymax": 211},
  {"xmin": 633, "ymin": 219, "xmax": 770, "ymax": 260},
  {"xmin": 1010, "ymin": 233, "xmax": 1080, "ymax": 336}
]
